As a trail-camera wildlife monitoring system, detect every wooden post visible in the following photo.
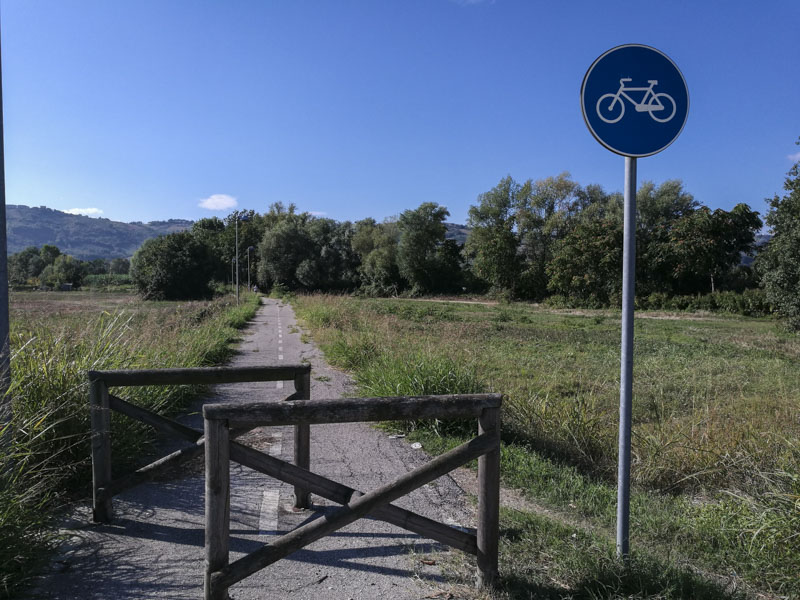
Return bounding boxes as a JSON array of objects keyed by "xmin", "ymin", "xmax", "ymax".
[
  {"xmin": 90, "ymin": 377, "xmax": 112, "ymax": 523},
  {"xmin": 205, "ymin": 417, "xmax": 230, "ymax": 600},
  {"xmin": 292, "ymin": 371, "xmax": 311, "ymax": 509},
  {"xmin": 477, "ymin": 406, "xmax": 500, "ymax": 588}
]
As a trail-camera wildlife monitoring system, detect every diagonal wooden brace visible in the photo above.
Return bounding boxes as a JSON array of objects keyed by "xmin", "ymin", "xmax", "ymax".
[
  {"xmin": 212, "ymin": 432, "xmax": 497, "ymax": 590},
  {"xmin": 109, "ymin": 394, "xmax": 202, "ymax": 443},
  {"xmin": 229, "ymin": 439, "xmax": 477, "ymax": 555},
  {"xmin": 104, "ymin": 395, "xmax": 476, "ymax": 556}
]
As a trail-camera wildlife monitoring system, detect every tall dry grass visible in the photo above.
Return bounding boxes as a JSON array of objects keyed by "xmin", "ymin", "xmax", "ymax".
[{"xmin": 0, "ymin": 292, "xmax": 260, "ymax": 598}]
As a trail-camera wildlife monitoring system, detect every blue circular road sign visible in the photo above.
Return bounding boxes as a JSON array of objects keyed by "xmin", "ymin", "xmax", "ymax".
[{"xmin": 581, "ymin": 44, "xmax": 688, "ymax": 157}]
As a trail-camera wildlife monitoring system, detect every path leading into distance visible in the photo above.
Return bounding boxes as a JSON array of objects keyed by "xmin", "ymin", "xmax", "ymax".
[{"xmin": 30, "ymin": 298, "xmax": 475, "ymax": 599}]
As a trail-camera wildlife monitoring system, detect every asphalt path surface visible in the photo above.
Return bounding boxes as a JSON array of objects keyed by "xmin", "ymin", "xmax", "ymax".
[{"xmin": 30, "ymin": 298, "xmax": 475, "ymax": 599}]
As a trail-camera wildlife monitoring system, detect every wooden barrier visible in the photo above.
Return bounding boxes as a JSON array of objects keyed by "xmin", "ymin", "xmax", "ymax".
[
  {"xmin": 88, "ymin": 364, "xmax": 312, "ymax": 522},
  {"xmin": 203, "ymin": 393, "xmax": 503, "ymax": 600}
]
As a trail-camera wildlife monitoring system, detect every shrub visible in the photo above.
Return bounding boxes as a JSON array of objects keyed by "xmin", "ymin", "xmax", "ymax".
[{"xmin": 130, "ymin": 232, "xmax": 215, "ymax": 300}]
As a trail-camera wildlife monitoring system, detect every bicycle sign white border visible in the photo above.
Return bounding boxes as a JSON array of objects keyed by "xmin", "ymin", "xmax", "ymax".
[{"xmin": 581, "ymin": 44, "xmax": 689, "ymax": 158}]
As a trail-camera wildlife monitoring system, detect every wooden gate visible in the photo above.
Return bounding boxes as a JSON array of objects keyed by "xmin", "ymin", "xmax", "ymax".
[
  {"xmin": 203, "ymin": 393, "xmax": 502, "ymax": 600},
  {"xmin": 88, "ymin": 364, "xmax": 312, "ymax": 522}
]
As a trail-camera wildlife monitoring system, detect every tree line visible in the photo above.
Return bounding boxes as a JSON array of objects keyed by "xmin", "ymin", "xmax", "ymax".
[
  {"xmin": 8, "ymin": 244, "xmax": 130, "ymax": 289},
  {"xmin": 129, "ymin": 173, "xmax": 768, "ymax": 303},
  {"xmin": 12, "ymin": 151, "xmax": 799, "ymax": 330}
]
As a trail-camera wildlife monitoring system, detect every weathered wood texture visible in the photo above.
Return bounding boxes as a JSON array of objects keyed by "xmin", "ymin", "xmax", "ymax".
[
  {"xmin": 477, "ymin": 407, "xmax": 501, "ymax": 587},
  {"xmin": 89, "ymin": 362, "xmax": 309, "ymax": 522},
  {"xmin": 90, "ymin": 378, "xmax": 112, "ymax": 523},
  {"xmin": 204, "ymin": 418, "xmax": 230, "ymax": 600},
  {"xmin": 211, "ymin": 432, "xmax": 497, "ymax": 591},
  {"xmin": 228, "ymin": 438, "xmax": 477, "ymax": 554},
  {"xmin": 109, "ymin": 394, "xmax": 201, "ymax": 443},
  {"xmin": 204, "ymin": 393, "xmax": 503, "ymax": 427},
  {"xmin": 89, "ymin": 364, "xmax": 310, "ymax": 387},
  {"xmin": 292, "ymin": 371, "xmax": 311, "ymax": 509}
]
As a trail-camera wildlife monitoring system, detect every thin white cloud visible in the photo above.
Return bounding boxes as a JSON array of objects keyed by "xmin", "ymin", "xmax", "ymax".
[
  {"xmin": 63, "ymin": 207, "xmax": 103, "ymax": 216},
  {"xmin": 309, "ymin": 211, "xmax": 328, "ymax": 217},
  {"xmin": 199, "ymin": 194, "xmax": 238, "ymax": 211},
  {"xmin": 450, "ymin": 0, "xmax": 495, "ymax": 5},
  {"xmin": 787, "ymin": 152, "xmax": 800, "ymax": 162}
]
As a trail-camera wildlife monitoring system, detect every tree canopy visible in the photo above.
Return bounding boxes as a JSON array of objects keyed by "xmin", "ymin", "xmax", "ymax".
[
  {"xmin": 130, "ymin": 232, "xmax": 215, "ymax": 300},
  {"xmin": 758, "ymin": 143, "xmax": 800, "ymax": 329}
]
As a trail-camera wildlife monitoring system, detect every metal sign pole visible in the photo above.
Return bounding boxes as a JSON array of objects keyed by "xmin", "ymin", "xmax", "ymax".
[
  {"xmin": 582, "ymin": 43, "xmax": 687, "ymax": 561},
  {"xmin": 616, "ymin": 155, "xmax": 636, "ymax": 559}
]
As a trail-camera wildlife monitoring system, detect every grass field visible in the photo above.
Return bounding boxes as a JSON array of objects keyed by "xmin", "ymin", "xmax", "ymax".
[
  {"xmin": 1, "ymin": 290, "xmax": 260, "ymax": 598},
  {"xmin": 292, "ymin": 295, "xmax": 800, "ymax": 599}
]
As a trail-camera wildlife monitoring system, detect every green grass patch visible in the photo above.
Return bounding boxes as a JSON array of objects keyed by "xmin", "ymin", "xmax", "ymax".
[
  {"xmin": 292, "ymin": 293, "xmax": 800, "ymax": 598},
  {"xmin": 492, "ymin": 508, "xmax": 745, "ymax": 600}
]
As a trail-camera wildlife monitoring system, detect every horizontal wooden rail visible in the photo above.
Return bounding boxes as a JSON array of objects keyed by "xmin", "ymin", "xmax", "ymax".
[
  {"xmin": 88, "ymin": 364, "xmax": 310, "ymax": 387},
  {"xmin": 203, "ymin": 393, "xmax": 503, "ymax": 427}
]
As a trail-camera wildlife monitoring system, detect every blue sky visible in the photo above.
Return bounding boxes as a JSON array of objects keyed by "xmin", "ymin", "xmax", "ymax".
[{"xmin": 2, "ymin": 0, "xmax": 798, "ymax": 226}]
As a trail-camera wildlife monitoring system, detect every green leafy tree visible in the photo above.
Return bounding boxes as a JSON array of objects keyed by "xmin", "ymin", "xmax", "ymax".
[
  {"xmin": 667, "ymin": 204, "xmax": 762, "ymax": 294},
  {"xmin": 352, "ymin": 218, "xmax": 403, "ymax": 295},
  {"xmin": 257, "ymin": 214, "xmax": 313, "ymax": 290},
  {"xmin": 758, "ymin": 145, "xmax": 800, "ymax": 329},
  {"xmin": 85, "ymin": 258, "xmax": 109, "ymax": 275},
  {"xmin": 109, "ymin": 257, "xmax": 130, "ymax": 275},
  {"xmin": 635, "ymin": 180, "xmax": 699, "ymax": 294},
  {"xmin": 305, "ymin": 219, "xmax": 360, "ymax": 290},
  {"xmin": 39, "ymin": 244, "xmax": 61, "ymax": 267},
  {"xmin": 130, "ymin": 232, "xmax": 215, "ymax": 300},
  {"xmin": 516, "ymin": 173, "xmax": 583, "ymax": 299},
  {"xmin": 464, "ymin": 176, "xmax": 522, "ymax": 294},
  {"xmin": 547, "ymin": 217, "xmax": 623, "ymax": 305},
  {"xmin": 53, "ymin": 255, "xmax": 88, "ymax": 287},
  {"xmin": 37, "ymin": 254, "xmax": 87, "ymax": 288},
  {"xmin": 191, "ymin": 217, "xmax": 228, "ymax": 282},
  {"xmin": 8, "ymin": 246, "xmax": 45, "ymax": 284},
  {"xmin": 434, "ymin": 239, "xmax": 467, "ymax": 293},
  {"xmin": 396, "ymin": 202, "xmax": 449, "ymax": 294}
]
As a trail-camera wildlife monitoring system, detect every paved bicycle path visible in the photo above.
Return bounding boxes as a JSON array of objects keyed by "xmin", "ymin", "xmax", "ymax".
[{"xmin": 30, "ymin": 298, "xmax": 475, "ymax": 599}]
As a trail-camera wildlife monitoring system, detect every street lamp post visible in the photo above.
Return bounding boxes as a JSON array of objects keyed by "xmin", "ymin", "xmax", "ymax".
[
  {"xmin": 231, "ymin": 258, "xmax": 235, "ymax": 294},
  {"xmin": 247, "ymin": 246, "xmax": 254, "ymax": 292},
  {"xmin": 235, "ymin": 213, "xmax": 250, "ymax": 305},
  {"xmin": 235, "ymin": 217, "xmax": 239, "ymax": 305}
]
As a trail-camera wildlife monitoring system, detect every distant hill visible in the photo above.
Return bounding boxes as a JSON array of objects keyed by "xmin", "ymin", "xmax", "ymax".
[
  {"xmin": 6, "ymin": 204, "xmax": 470, "ymax": 260},
  {"xmin": 6, "ymin": 205, "xmax": 193, "ymax": 260},
  {"xmin": 444, "ymin": 222, "xmax": 470, "ymax": 244}
]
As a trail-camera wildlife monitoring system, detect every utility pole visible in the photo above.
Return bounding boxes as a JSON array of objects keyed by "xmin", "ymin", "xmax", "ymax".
[
  {"xmin": 0, "ymin": 21, "xmax": 12, "ymax": 429},
  {"xmin": 247, "ymin": 246, "xmax": 253, "ymax": 291}
]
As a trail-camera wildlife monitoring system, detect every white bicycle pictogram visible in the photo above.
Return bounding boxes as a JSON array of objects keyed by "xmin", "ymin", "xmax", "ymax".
[{"xmin": 596, "ymin": 78, "xmax": 676, "ymax": 124}]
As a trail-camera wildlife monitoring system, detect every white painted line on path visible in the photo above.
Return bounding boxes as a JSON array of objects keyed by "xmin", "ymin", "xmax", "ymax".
[
  {"xmin": 259, "ymin": 490, "xmax": 280, "ymax": 536},
  {"xmin": 270, "ymin": 432, "xmax": 282, "ymax": 457},
  {"xmin": 278, "ymin": 354, "xmax": 284, "ymax": 360},
  {"xmin": 277, "ymin": 381, "xmax": 284, "ymax": 389}
]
